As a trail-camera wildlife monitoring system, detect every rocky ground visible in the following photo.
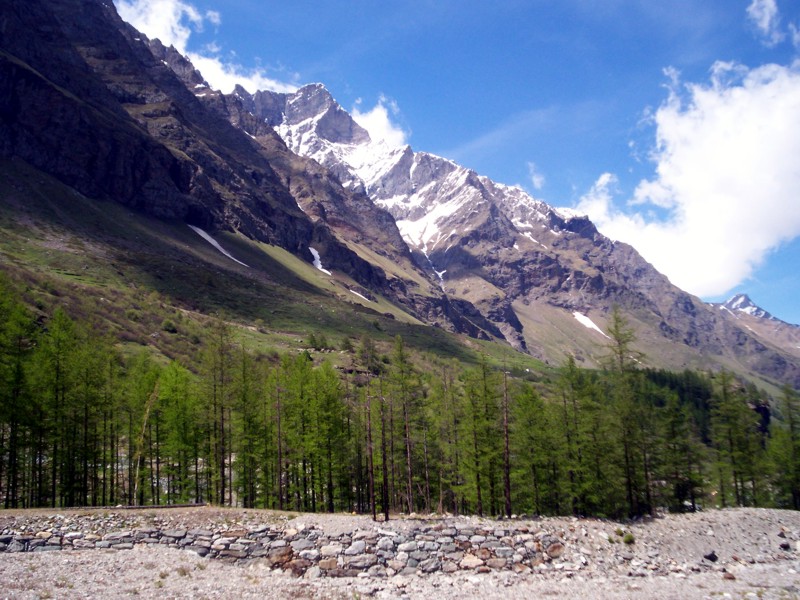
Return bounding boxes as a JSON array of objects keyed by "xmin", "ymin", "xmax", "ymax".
[{"xmin": 0, "ymin": 506, "xmax": 798, "ymax": 599}]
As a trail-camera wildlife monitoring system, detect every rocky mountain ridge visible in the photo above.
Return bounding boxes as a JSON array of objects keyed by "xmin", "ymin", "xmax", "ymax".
[
  {"xmin": 0, "ymin": 0, "xmax": 503, "ymax": 339},
  {"xmin": 222, "ymin": 83, "xmax": 800, "ymax": 386},
  {"xmin": 712, "ymin": 294, "xmax": 800, "ymax": 362},
  {"xmin": 718, "ymin": 293, "xmax": 777, "ymax": 321},
  {"xmin": 1, "ymin": 0, "xmax": 798, "ymax": 387}
]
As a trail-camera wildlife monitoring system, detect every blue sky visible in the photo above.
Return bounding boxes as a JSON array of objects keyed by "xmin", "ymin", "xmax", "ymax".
[{"xmin": 116, "ymin": 0, "xmax": 800, "ymax": 324}]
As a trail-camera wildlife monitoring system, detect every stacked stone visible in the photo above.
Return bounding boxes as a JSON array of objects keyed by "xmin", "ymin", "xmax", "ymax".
[{"xmin": 0, "ymin": 519, "xmax": 566, "ymax": 578}]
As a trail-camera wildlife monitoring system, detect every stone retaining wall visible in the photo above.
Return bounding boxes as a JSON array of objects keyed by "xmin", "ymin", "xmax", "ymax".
[{"xmin": 0, "ymin": 518, "xmax": 566, "ymax": 578}]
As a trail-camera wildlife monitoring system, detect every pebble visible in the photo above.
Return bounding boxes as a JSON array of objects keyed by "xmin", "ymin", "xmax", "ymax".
[
  {"xmin": 6, "ymin": 507, "xmax": 796, "ymax": 585},
  {"xmin": 0, "ymin": 511, "xmax": 570, "ymax": 579}
]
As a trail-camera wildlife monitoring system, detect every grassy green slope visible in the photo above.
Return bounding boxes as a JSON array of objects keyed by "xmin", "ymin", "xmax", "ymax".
[
  {"xmin": 1, "ymin": 157, "xmax": 787, "ymax": 395},
  {"xmin": 1, "ymin": 157, "xmax": 533, "ymax": 370}
]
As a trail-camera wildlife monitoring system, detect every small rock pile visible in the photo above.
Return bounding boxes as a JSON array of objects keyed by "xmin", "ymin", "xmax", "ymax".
[{"xmin": 0, "ymin": 515, "xmax": 566, "ymax": 578}]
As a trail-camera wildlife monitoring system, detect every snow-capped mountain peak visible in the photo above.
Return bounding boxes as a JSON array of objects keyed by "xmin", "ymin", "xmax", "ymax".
[
  {"xmin": 721, "ymin": 293, "xmax": 775, "ymax": 320},
  {"xmin": 257, "ymin": 84, "xmax": 578, "ymax": 260},
  {"xmin": 284, "ymin": 83, "xmax": 371, "ymax": 145},
  {"xmin": 211, "ymin": 81, "xmax": 800, "ymax": 376}
]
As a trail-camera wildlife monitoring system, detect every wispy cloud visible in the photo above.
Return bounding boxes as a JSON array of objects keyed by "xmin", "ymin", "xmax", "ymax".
[
  {"xmin": 114, "ymin": 0, "xmax": 298, "ymax": 93},
  {"xmin": 791, "ymin": 22, "xmax": 800, "ymax": 49},
  {"xmin": 351, "ymin": 95, "xmax": 409, "ymax": 147},
  {"xmin": 442, "ymin": 107, "xmax": 555, "ymax": 164},
  {"xmin": 574, "ymin": 61, "xmax": 800, "ymax": 297},
  {"xmin": 746, "ymin": 0, "xmax": 785, "ymax": 46},
  {"xmin": 527, "ymin": 162, "xmax": 545, "ymax": 190}
]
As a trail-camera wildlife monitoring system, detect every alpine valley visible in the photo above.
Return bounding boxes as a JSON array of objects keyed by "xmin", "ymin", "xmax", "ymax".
[{"xmin": 1, "ymin": 0, "xmax": 799, "ymax": 391}]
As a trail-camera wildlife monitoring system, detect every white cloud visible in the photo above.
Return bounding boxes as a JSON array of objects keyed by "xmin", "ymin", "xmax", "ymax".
[
  {"xmin": 526, "ymin": 161, "xmax": 545, "ymax": 190},
  {"xmin": 205, "ymin": 9, "xmax": 221, "ymax": 27},
  {"xmin": 791, "ymin": 22, "xmax": 800, "ymax": 49},
  {"xmin": 187, "ymin": 54, "xmax": 297, "ymax": 94},
  {"xmin": 746, "ymin": 0, "xmax": 785, "ymax": 46},
  {"xmin": 575, "ymin": 173, "xmax": 619, "ymax": 221},
  {"xmin": 116, "ymin": 0, "xmax": 202, "ymax": 50},
  {"xmin": 114, "ymin": 0, "xmax": 297, "ymax": 93},
  {"xmin": 574, "ymin": 61, "xmax": 800, "ymax": 298},
  {"xmin": 351, "ymin": 96, "xmax": 409, "ymax": 147}
]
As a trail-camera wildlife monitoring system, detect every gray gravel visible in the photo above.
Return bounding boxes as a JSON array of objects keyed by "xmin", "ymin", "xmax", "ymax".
[{"xmin": 1, "ymin": 507, "xmax": 799, "ymax": 599}]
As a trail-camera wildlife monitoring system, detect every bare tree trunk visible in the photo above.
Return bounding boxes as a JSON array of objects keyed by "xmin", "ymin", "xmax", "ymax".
[
  {"xmin": 423, "ymin": 425, "xmax": 431, "ymax": 513},
  {"xmin": 502, "ymin": 370, "xmax": 512, "ymax": 518},
  {"xmin": 379, "ymin": 379, "xmax": 389, "ymax": 522},
  {"xmin": 276, "ymin": 376, "xmax": 284, "ymax": 511},
  {"xmin": 366, "ymin": 385, "xmax": 376, "ymax": 521},
  {"xmin": 471, "ymin": 399, "xmax": 483, "ymax": 516},
  {"xmin": 403, "ymin": 398, "xmax": 414, "ymax": 513},
  {"xmin": 133, "ymin": 382, "xmax": 159, "ymax": 506}
]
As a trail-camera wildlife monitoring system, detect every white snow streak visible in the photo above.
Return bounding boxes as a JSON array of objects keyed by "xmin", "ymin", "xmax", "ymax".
[
  {"xmin": 572, "ymin": 311, "xmax": 609, "ymax": 338},
  {"xmin": 349, "ymin": 289, "xmax": 372, "ymax": 302},
  {"xmin": 522, "ymin": 232, "xmax": 548, "ymax": 249},
  {"xmin": 187, "ymin": 225, "xmax": 249, "ymax": 267},
  {"xmin": 309, "ymin": 247, "xmax": 332, "ymax": 275}
]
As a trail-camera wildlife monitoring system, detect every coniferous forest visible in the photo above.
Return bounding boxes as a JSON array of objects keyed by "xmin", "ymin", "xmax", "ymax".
[{"xmin": 1, "ymin": 275, "xmax": 799, "ymax": 518}]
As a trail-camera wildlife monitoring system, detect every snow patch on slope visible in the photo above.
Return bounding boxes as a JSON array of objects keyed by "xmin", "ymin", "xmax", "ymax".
[
  {"xmin": 309, "ymin": 247, "xmax": 332, "ymax": 275},
  {"xmin": 188, "ymin": 225, "xmax": 249, "ymax": 267},
  {"xmin": 573, "ymin": 311, "xmax": 609, "ymax": 338},
  {"xmin": 349, "ymin": 289, "xmax": 372, "ymax": 302},
  {"xmin": 522, "ymin": 232, "xmax": 548, "ymax": 249}
]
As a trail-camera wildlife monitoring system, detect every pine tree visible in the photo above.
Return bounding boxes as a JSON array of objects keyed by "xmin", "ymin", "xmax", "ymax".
[
  {"xmin": 390, "ymin": 336, "xmax": 419, "ymax": 513},
  {"xmin": 283, "ymin": 352, "xmax": 313, "ymax": 511},
  {"xmin": 30, "ymin": 307, "xmax": 78, "ymax": 507},
  {"xmin": 769, "ymin": 385, "xmax": 800, "ymax": 508},
  {"xmin": 709, "ymin": 371, "xmax": 767, "ymax": 507},
  {"xmin": 0, "ymin": 281, "xmax": 35, "ymax": 508},
  {"xmin": 501, "ymin": 368, "xmax": 512, "ymax": 518},
  {"xmin": 311, "ymin": 361, "xmax": 346, "ymax": 513},
  {"xmin": 660, "ymin": 391, "xmax": 705, "ymax": 511},
  {"xmin": 201, "ymin": 319, "xmax": 235, "ymax": 505},
  {"xmin": 232, "ymin": 346, "xmax": 261, "ymax": 508},
  {"xmin": 159, "ymin": 361, "xmax": 198, "ymax": 504},
  {"xmin": 427, "ymin": 359, "xmax": 464, "ymax": 515},
  {"xmin": 71, "ymin": 324, "xmax": 112, "ymax": 506},
  {"xmin": 461, "ymin": 356, "xmax": 500, "ymax": 515},
  {"xmin": 356, "ymin": 335, "xmax": 389, "ymax": 518},
  {"xmin": 602, "ymin": 306, "xmax": 651, "ymax": 517},
  {"xmin": 123, "ymin": 351, "xmax": 161, "ymax": 505},
  {"xmin": 511, "ymin": 382, "xmax": 550, "ymax": 515},
  {"xmin": 557, "ymin": 355, "xmax": 585, "ymax": 515}
]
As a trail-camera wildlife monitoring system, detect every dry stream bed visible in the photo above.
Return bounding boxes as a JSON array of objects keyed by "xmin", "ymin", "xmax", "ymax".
[{"xmin": 0, "ymin": 506, "xmax": 798, "ymax": 599}]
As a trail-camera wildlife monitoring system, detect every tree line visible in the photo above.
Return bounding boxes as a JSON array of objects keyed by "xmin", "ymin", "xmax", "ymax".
[{"xmin": 1, "ymin": 278, "xmax": 799, "ymax": 517}]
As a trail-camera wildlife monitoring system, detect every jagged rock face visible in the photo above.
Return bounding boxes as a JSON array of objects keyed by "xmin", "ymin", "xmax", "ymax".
[
  {"xmin": 721, "ymin": 293, "xmax": 775, "ymax": 320},
  {"xmin": 147, "ymin": 39, "xmax": 208, "ymax": 90},
  {"xmin": 283, "ymin": 84, "xmax": 371, "ymax": 146},
  {"xmin": 0, "ymin": 0, "xmax": 503, "ymax": 338},
  {"xmin": 0, "ymin": 0, "xmax": 313, "ymax": 244},
  {"xmin": 711, "ymin": 294, "xmax": 800, "ymax": 363},
  {"xmin": 207, "ymin": 85, "xmax": 504, "ymax": 339},
  {"xmin": 236, "ymin": 84, "xmax": 371, "ymax": 151},
  {"xmin": 3, "ymin": 1, "xmax": 798, "ymax": 386},
  {"xmin": 0, "ymin": 1, "xmax": 199, "ymax": 220},
  {"xmin": 261, "ymin": 83, "xmax": 800, "ymax": 386}
]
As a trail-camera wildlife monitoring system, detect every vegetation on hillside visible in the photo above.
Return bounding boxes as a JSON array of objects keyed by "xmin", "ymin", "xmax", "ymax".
[
  {"xmin": 1, "ymin": 276, "xmax": 799, "ymax": 518},
  {"xmin": 0, "ymin": 279, "xmax": 800, "ymax": 517}
]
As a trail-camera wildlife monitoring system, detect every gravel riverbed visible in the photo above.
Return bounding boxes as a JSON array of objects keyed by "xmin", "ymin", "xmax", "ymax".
[{"xmin": 1, "ymin": 506, "xmax": 798, "ymax": 599}]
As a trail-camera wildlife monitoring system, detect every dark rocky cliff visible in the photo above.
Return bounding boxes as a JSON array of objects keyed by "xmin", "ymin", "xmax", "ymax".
[{"xmin": 0, "ymin": 0, "xmax": 503, "ymax": 337}]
